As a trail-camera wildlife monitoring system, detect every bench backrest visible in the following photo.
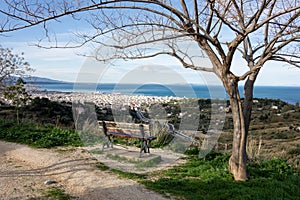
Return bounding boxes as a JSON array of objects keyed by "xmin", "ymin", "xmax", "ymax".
[{"xmin": 99, "ymin": 121, "xmax": 151, "ymax": 136}]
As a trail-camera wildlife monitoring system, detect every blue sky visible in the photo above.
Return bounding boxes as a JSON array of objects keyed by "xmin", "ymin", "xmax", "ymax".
[{"xmin": 1, "ymin": 19, "xmax": 300, "ymax": 86}]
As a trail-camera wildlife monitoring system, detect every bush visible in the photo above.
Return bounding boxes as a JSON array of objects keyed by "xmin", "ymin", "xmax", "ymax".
[
  {"xmin": 151, "ymin": 121, "xmax": 174, "ymax": 148},
  {"xmin": 287, "ymin": 147, "xmax": 300, "ymax": 156},
  {"xmin": 34, "ymin": 128, "xmax": 83, "ymax": 148},
  {"xmin": 0, "ymin": 120, "xmax": 83, "ymax": 148},
  {"xmin": 248, "ymin": 157, "xmax": 297, "ymax": 180}
]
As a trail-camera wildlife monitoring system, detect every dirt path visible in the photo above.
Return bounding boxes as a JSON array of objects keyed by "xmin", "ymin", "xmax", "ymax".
[{"xmin": 0, "ymin": 141, "xmax": 170, "ymax": 200}]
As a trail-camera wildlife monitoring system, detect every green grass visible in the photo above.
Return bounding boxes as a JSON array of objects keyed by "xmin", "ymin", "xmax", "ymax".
[
  {"xmin": 42, "ymin": 187, "xmax": 72, "ymax": 200},
  {"xmin": 28, "ymin": 187, "xmax": 72, "ymax": 200},
  {"xmin": 100, "ymin": 150, "xmax": 300, "ymax": 200},
  {"xmin": 95, "ymin": 162, "xmax": 110, "ymax": 171},
  {"xmin": 0, "ymin": 120, "xmax": 83, "ymax": 148},
  {"xmin": 141, "ymin": 152, "xmax": 300, "ymax": 200},
  {"xmin": 110, "ymin": 168, "xmax": 147, "ymax": 180},
  {"xmin": 135, "ymin": 156, "xmax": 162, "ymax": 169},
  {"xmin": 106, "ymin": 153, "xmax": 137, "ymax": 163},
  {"xmin": 88, "ymin": 148, "xmax": 104, "ymax": 154},
  {"xmin": 105, "ymin": 153, "xmax": 162, "ymax": 169}
]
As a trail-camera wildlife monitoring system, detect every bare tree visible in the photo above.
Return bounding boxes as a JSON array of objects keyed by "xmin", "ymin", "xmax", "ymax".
[{"xmin": 1, "ymin": 0, "xmax": 299, "ymax": 181}]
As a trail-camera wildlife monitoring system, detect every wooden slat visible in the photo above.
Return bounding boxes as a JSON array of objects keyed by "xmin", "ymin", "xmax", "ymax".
[
  {"xmin": 99, "ymin": 121, "xmax": 149, "ymax": 128},
  {"xmin": 98, "ymin": 120, "xmax": 151, "ymax": 135},
  {"xmin": 106, "ymin": 132, "xmax": 156, "ymax": 140}
]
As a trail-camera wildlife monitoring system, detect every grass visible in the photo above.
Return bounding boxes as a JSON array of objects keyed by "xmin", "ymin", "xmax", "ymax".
[
  {"xmin": 28, "ymin": 187, "xmax": 72, "ymax": 200},
  {"xmin": 96, "ymin": 162, "xmax": 147, "ymax": 179},
  {"xmin": 98, "ymin": 150, "xmax": 300, "ymax": 200},
  {"xmin": 105, "ymin": 153, "xmax": 162, "ymax": 169},
  {"xmin": 95, "ymin": 162, "xmax": 110, "ymax": 171},
  {"xmin": 0, "ymin": 119, "xmax": 83, "ymax": 148},
  {"xmin": 42, "ymin": 187, "xmax": 72, "ymax": 200},
  {"xmin": 135, "ymin": 156, "xmax": 162, "ymax": 168},
  {"xmin": 143, "ymin": 152, "xmax": 300, "ymax": 200}
]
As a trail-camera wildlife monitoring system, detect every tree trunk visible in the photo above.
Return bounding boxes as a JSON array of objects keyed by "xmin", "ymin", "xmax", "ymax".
[
  {"xmin": 243, "ymin": 72, "xmax": 259, "ymax": 156},
  {"xmin": 16, "ymin": 108, "xmax": 20, "ymax": 125},
  {"xmin": 225, "ymin": 80, "xmax": 248, "ymax": 181},
  {"xmin": 242, "ymin": 77, "xmax": 255, "ymax": 162}
]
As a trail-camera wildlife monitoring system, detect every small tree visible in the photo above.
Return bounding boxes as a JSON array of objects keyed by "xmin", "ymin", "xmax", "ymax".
[
  {"xmin": 4, "ymin": 77, "xmax": 31, "ymax": 124},
  {"xmin": 0, "ymin": 46, "xmax": 33, "ymax": 92}
]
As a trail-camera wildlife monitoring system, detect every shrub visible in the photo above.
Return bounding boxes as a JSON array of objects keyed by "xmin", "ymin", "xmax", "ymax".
[
  {"xmin": 287, "ymin": 147, "xmax": 300, "ymax": 156},
  {"xmin": 151, "ymin": 121, "xmax": 174, "ymax": 148},
  {"xmin": 0, "ymin": 120, "xmax": 83, "ymax": 148},
  {"xmin": 248, "ymin": 157, "xmax": 297, "ymax": 180}
]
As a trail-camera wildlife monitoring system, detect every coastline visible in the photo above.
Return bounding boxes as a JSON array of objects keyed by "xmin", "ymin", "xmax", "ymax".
[{"xmin": 27, "ymin": 82, "xmax": 300, "ymax": 105}]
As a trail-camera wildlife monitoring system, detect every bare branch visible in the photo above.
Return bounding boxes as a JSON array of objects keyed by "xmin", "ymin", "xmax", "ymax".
[
  {"xmin": 0, "ymin": 0, "xmax": 299, "ymax": 81},
  {"xmin": 238, "ymin": 65, "xmax": 263, "ymax": 81},
  {"xmin": 180, "ymin": 0, "xmax": 190, "ymax": 19},
  {"xmin": 271, "ymin": 56, "xmax": 300, "ymax": 68},
  {"xmin": 193, "ymin": 0, "xmax": 200, "ymax": 34}
]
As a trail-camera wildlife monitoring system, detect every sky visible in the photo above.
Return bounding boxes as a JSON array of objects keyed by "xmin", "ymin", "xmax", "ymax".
[{"xmin": 0, "ymin": 15, "xmax": 300, "ymax": 86}]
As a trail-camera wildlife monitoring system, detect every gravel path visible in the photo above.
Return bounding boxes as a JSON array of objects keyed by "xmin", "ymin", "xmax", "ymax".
[{"xmin": 0, "ymin": 141, "xmax": 170, "ymax": 200}]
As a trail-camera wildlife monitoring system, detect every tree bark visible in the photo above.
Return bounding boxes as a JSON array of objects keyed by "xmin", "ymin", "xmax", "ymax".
[
  {"xmin": 243, "ymin": 79, "xmax": 253, "ymax": 142},
  {"xmin": 225, "ymin": 79, "xmax": 248, "ymax": 181},
  {"xmin": 16, "ymin": 108, "xmax": 20, "ymax": 125},
  {"xmin": 242, "ymin": 71, "xmax": 259, "ymax": 161}
]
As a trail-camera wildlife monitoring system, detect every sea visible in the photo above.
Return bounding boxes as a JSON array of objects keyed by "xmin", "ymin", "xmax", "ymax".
[{"xmin": 31, "ymin": 82, "xmax": 300, "ymax": 105}]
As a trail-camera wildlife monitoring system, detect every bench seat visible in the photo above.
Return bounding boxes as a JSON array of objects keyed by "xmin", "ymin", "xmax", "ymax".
[{"xmin": 106, "ymin": 131, "xmax": 156, "ymax": 140}]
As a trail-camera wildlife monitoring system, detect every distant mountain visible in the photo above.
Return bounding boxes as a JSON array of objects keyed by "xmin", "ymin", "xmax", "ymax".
[{"xmin": 23, "ymin": 76, "xmax": 67, "ymax": 84}]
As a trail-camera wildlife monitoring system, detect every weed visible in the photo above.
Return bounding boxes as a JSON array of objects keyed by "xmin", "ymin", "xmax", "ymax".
[
  {"xmin": 42, "ymin": 187, "xmax": 72, "ymax": 200},
  {"xmin": 106, "ymin": 153, "xmax": 137, "ymax": 163},
  {"xmin": 247, "ymin": 136, "xmax": 263, "ymax": 159},
  {"xmin": 88, "ymin": 149, "xmax": 103, "ymax": 154},
  {"xmin": 111, "ymin": 168, "xmax": 147, "ymax": 180},
  {"xmin": 96, "ymin": 162, "xmax": 110, "ymax": 171},
  {"xmin": 135, "ymin": 156, "xmax": 162, "ymax": 168},
  {"xmin": 287, "ymin": 146, "xmax": 300, "ymax": 156}
]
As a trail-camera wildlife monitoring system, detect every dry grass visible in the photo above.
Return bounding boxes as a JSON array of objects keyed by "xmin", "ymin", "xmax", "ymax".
[{"xmin": 247, "ymin": 136, "xmax": 263, "ymax": 159}]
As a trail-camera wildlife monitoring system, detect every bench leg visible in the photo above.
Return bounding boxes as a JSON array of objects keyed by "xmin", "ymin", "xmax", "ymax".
[
  {"xmin": 147, "ymin": 140, "xmax": 151, "ymax": 153},
  {"xmin": 140, "ymin": 139, "xmax": 146, "ymax": 157},
  {"xmin": 140, "ymin": 139, "xmax": 151, "ymax": 157},
  {"xmin": 102, "ymin": 136, "xmax": 113, "ymax": 151}
]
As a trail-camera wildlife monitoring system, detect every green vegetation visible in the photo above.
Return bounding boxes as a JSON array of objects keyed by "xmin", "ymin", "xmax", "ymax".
[
  {"xmin": 95, "ymin": 162, "xmax": 110, "ymax": 171},
  {"xmin": 0, "ymin": 97, "xmax": 74, "ymax": 127},
  {"xmin": 100, "ymin": 150, "xmax": 300, "ymax": 200},
  {"xmin": 104, "ymin": 153, "xmax": 162, "ymax": 169},
  {"xmin": 0, "ymin": 120, "xmax": 83, "ymax": 148},
  {"xmin": 110, "ymin": 168, "xmax": 147, "ymax": 180},
  {"xmin": 41, "ymin": 187, "xmax": 72, "ymax": 200},
  {"xmin": 28, "ymin": 187, "xmax": 72, "ymax": 200},
  {"xmin": 135, "ymin": 156, "xmax": 162, "ymax": 169},
  {"xmin": 3, "ymin": 78, "xmax": 31, "ymax": 124}
]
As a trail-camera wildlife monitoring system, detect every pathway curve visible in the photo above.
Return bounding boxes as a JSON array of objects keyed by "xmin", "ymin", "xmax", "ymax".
[{"xmin": 0, "ymin": 141, "xmax": 170, "ymax": 200}]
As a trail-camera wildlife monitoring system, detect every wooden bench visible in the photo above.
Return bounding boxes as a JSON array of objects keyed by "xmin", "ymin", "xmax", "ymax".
[{"xmin": 99, "ymin": 120, "xmax": 157, "ymax": 157}]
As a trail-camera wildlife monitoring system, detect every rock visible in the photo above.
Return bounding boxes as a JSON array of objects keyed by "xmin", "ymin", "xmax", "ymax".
[{"xmin": 44, "ymin": 180, "xmax": 57, "ymax": 185}]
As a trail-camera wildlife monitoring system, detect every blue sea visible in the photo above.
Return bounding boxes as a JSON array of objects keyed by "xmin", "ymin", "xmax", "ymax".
[{"xmin": 32, "ymin": 82, "xmax": 300, "ymax": 105}]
